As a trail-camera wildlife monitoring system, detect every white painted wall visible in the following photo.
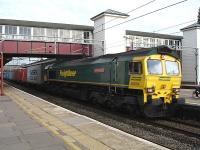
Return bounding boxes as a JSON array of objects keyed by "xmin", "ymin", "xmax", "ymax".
[
  {"xmin": 182, "ymin": 28, "xmax": 199, "ymax": 83},
  {"xmin": 104, "ymin": 15, "xmax": 126, "ymax": 55},
  {"xmin": 93, "ymin": 16, "xmax": 105, "ymax": 56},
  {"xmin": 196, "ymin": 28, "xmax": 200, "ymax": 84},
  {"xmin": 93, "ymin": 14, "xmax": 128, "ymax": 56}
]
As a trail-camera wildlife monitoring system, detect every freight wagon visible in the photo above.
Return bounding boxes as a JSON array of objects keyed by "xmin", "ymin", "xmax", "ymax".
[
  {"xmin": 26, "ymin": 59, "xmax": 56, "ymax": 84},
  {"xmin": 13, "ymin": 68, "xmax": 27, "ymax": 82},
  {"xmin": 4, "ymin": 70, "xmax": 14, "ymax": 80}
]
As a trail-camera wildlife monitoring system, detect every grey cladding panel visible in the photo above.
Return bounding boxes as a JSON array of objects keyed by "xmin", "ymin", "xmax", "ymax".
[{"xmin": 27, "ymin": 65, "xmax": 43, "ymax": 84}]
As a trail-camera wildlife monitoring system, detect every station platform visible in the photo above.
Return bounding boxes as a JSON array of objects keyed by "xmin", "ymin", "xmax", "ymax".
[
  {"xmin": 0, "ymin": 97, "xmax": 70, "ymax": 150},
  {"xmin": 1, "ymin": 84, "xmax": 168, "ymax": 150},
  {"xmin": 180, "ymin": 89, "xmax": 200, "ymax": 106}
]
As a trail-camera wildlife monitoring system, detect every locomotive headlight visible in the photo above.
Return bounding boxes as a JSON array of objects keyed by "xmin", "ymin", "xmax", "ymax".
[
  {"xmin": 173, "ymin": 88, "xmax": 180, "ymax": 93},
  {"xmin": 146, "ymin": 87, "xmax": 155, "ymax": 93}
]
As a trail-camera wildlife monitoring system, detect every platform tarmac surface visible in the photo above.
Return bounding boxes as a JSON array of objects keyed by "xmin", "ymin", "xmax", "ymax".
[
  {"xmin": 1, "ymin": 84, "xmax": 169, "ymax": 150},
  {"xmin": 180, "ymin": 89, "xmax": 200, "ymax": 106},
  {"xmin": 0, "ymin": 96, "xmax": 71, "ymax": 150}
]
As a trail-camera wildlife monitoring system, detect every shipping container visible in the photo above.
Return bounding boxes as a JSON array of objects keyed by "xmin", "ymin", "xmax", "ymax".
[
  {"xmin": 26, "ymin": 59, "xmax": 56, "ymax": 84},
  {"xmin": 13, "ymin": 68, "xmax": 19, "ymax": 81},
  {"xmin": 15, "ymin": 68, "xmax": 27, "ymax": 82},
  {"xmin": 4, "ymin": 70, "xmax": 14, "ymax": 80},
  {"xmin": 19, "ymin": 68, "xmax": 27, "ymax": 82},
  {"xmin": 27, "ymin": 64, "xmax": 43, "ymax": 84}
]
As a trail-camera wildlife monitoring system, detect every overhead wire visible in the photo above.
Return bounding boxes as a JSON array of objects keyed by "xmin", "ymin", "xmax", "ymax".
[
  {"xmin": 94, "ymin": 0, "xmax": 189, "ymax": 34},
  {"xmin": 94, "ymin": 0, "xmax": 157, "ymax": 29},
  {"xmin": 88, "ymin": 0, "xmax": 197, "ymax": 52},
  {"xmin": 74, "ymin": 0, "xmax": 157, "ymax": 40},
  {"xmin": 153, "ymin": 19, "xmax": 196, "ymax": 33},
  {"xmin": 169, "ymin": 31, "xmax": 182, "ymax": 35},
  {"xmin": 93, "ymin": 0, "xmax": 190, "ymax": 51}
]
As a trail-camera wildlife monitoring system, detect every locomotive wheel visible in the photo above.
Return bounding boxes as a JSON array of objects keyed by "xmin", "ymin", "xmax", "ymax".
[
  {"xmin": 143, "ymin": 104, "xmax": 166, "ymax": 118},
  {"xmin": 91, "ymin": 96, "xmax": 98, "ymax": 104},
  {"xmin": 121, "ymin": 104, "xmax": 135, "ymax": 114},
  {"xmin": 104, "ymin": 100, "xmax": 116, "ymax": 111}
]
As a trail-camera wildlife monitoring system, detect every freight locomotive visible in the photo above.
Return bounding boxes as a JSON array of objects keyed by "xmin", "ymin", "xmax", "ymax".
[{"xmin": 4, "ymin": 46, "xmax": 185, "ymax": 117}]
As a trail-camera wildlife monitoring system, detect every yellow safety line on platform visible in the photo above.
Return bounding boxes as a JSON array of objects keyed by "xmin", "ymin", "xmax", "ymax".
[
  {"xmin": 5, "ymin": 89, "xmax": 81, "ymax": 150},
  {"xmin": 5, "ymin": 86, "xmax": 113, "ymax": 150}
]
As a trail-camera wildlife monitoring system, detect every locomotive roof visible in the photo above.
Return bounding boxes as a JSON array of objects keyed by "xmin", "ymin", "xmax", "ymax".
[
  {"xmin": 97, "ymin": 45, "xmax": 179, "ymax": 59},
  {"xmin": 52, "ymin": 46, "xmax": 179, "ymax": 67}
]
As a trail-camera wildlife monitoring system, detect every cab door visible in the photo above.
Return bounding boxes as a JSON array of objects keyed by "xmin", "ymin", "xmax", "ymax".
[{"xmin": 128, "ymin": 61, "xmax": 143, "ymax": 89}]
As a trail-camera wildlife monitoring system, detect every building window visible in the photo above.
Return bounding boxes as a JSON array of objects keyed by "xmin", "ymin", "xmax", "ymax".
[
  {"xmin": 46, "ymin": 29, "xmax": 58, "ymax": 37},
  {"xmin": 83, "ymin": 31, "xmax": 90, "ymax": 43},
  {"xmin": 19, "ymin": 26, "xmax": 31, "ymax": 36},
  {"xmin": 165, "ymin": 40, "xmax": 168, "ymax": 46},
  {"xmin": 60, "ymin": 29, "xmax": 70, "ymax": 42},
  {"xmin": 72, "ymin": 30, "xmax": 83, "ymax": 39},
  {"xmin": 33, "ymin": 27, "xmax": 45, "ymax": 36},
  {"xmin": 84, "ymin": 32, "xmax": 89, "ymax": 39},
  {"xmin": 135, "ymin": 36, "xmax": 141, "ymax": 47},
  {"xmin": 0, "ymin": 26, "xmax": 2, "ymax": 39},
  {"xmin": 143, "ymin": 37, "xmax": 149, "ymax": 47},
  {"xmin": 46, "ymin": 29, "xmax": 58, "ymax": 42},
  {"xmin": 157, "ymin": 39, "xmax": 162, "ymax": 45},
  {"xmin": 0, "ymin": 26, "xmax": 2, "ymax": 34},
  {"xmin": 175, "ymin": 40, "xmax": 180, "ymax": 48},
  {"xmin": 5, "ymin": 25, "xmax": 17, "ymax": 35},
  {"xmin": 33, "ymin": 27, "xmax": 45, "ymax": 41},
  {"xmin": 72, "ymin": 30, "xmax": 83, "ymax": 43},
  {"xmin": 169, "ymin": 40, "xmax": 173, "ymax": 46},
  {"xmin": 150, "ymin": 38, "xmax": 155, "ymax": 46}
]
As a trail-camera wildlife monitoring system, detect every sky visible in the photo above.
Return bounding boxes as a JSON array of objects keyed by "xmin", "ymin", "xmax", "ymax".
[{"xmin": 0, "ymin": 0, "xmax": 199, "ymax": 36}]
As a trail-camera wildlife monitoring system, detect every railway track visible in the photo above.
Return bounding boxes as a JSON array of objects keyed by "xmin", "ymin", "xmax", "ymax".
[
  {"xmin": 6, "ymin": 81, "xmax": 200, "ymax": 150},
  {"xmin": 146, "ymin": 119, "xmax": 200, "ymax": 139},
  {"xmin": 166, "ymin": 118, "xmax": 200, "ymax": 129},
  {"xmin": 175, "ymin": 104, "xmax": 200, "ymax": 121}
]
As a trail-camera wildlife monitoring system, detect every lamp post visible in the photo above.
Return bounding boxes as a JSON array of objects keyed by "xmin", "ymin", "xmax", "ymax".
[
  {"xmin": 0, "ymin": 39, "xmax": 5, "ymax": 95},
  {"xmin": 0, "ymin": 51, "xmax": 3, "ymax": 96},
  {"xmin": 54, "ymin": 38, "xmax": 57, "ymax": 54}
]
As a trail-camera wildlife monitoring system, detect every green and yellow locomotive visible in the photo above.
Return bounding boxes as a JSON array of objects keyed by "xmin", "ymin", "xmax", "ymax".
[{"xmin": 46, "ymin": 46, "xmax": 184, "ymax": 117}]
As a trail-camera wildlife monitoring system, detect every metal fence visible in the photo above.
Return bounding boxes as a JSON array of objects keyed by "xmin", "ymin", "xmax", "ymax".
[{"xmin": 0, "ymin": 34, "xmax": 95, "ymax": 44}]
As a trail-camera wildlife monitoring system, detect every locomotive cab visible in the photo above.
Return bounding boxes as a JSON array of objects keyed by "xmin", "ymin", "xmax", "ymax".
[{"xmin": 128, "ymin": 52, "xmax": 184, "ymax": 117}]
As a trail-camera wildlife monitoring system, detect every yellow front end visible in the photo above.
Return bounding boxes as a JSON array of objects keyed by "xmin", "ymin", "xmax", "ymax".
[
  {"xmin": 128, "ymin": 54, "xmax": 183, "ymax": 117},
  {"xmin": 143, "ymin": 54, "xmax": 181, "ymax": 104}
]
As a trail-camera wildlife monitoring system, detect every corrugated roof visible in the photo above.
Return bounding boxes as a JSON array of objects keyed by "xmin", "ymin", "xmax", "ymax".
[
  {"xmin": 91, "ymin": 9, "xmax": 129, "ymax": 21},
  {"xmin": 181, "ymin": 22, "xmax": 200, "ymax": 31},
  {"xmin": 0, "ymin": 19, "xmax": 94, "ymax": 31},
  {"xmin": 126, "ymin": 30, "xmax": 183, "ymax": 40}
]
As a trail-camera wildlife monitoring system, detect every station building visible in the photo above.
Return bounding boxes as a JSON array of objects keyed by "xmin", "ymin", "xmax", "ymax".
[{"xmin": 91, "ymin": 9, "xmax": 182, "ymax": 56}]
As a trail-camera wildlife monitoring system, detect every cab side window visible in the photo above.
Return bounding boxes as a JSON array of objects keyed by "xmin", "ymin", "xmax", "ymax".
[{"xmin": 129, "ymin": 62, "xmax": 142, "ymax": 74}]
